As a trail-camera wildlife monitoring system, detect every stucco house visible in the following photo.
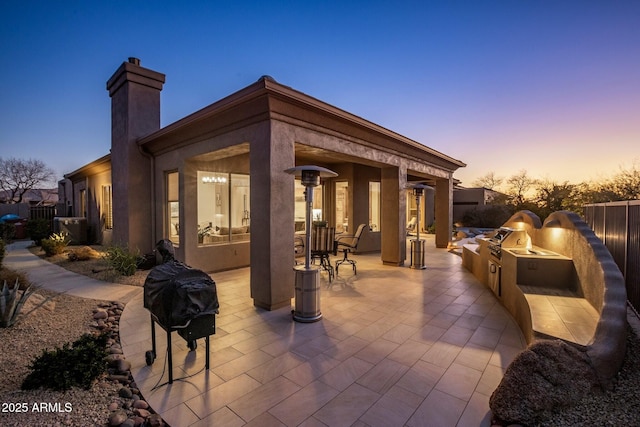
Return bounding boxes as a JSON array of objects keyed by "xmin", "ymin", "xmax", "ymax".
[
  {"xmin": 60, "ymin": 57, "xmax": 466, "ymax": 310},
  {"xmin": 453, "ymin": 186, "xmax": 506, "ymax": 222}
]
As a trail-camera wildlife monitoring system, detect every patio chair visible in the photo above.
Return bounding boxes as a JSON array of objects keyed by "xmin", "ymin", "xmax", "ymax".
[
  {"xmin": 406, "ymin": 216, "xmax": 417, "ymax": 235},
  {"xmin": 294, "ymin": 234, "xmax": 305, "ymax": 265},
  {"xmin": 335, "ymin": 224, "xmax": 367, "ymax": 275},
  {"xmin": 311, "ymin": 226, "xmax": 336, "ymax": 282}
]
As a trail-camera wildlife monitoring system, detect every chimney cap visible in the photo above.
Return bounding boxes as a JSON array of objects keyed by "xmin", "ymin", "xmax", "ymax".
[{"xmin": 128, "ymin": 57, "xmax": 141, "ymax": 66}]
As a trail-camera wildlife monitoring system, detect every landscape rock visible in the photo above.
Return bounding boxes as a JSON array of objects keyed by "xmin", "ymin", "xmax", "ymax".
[
  {"xmin": 109, "ymin": 409, "xmax": 128, "ymax": 426},
  {"xmin": 93, "ymin": 309, "xmax": 109, "ymax": 320},
  {"xmin": 118, "ymin": 386, "xmax": 133, "ymax": 399},
  {"xmin": 147, "ymin": 413, "xmax": 165, "ymax": 427},
  {"xmin": 490, "ymin": 340, "xmax": 599, "ymax": 425},
  {"xmin": 133, "ymin": 399, "xmax": 149, "ymax": 410}
]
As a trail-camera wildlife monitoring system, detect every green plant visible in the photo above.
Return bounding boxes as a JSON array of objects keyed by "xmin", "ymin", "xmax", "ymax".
[
  {"xmin": 104, "ymin": 245, "xmax": 140, "ymax": 276},
  {"xmin": 0, "ymin": 223, "xmax": 15, "ymax": 242},
  {"xmin": 426, "ymin": 222, "xmax": 436, "ymax": 234},
  {"xmin": 40, "ymin": 232, "xmax": 70, "ymax": 257},
  {"xmin": 22, "ymin": 333, "xmax": 108, "ymax": 391},
  {"xmin": 26, "ymin": 218, "xmax": 51, "ymax": 246},
  {"xmin": 0, "ymin": 278, "xmax": 36, "ymax": 328}
]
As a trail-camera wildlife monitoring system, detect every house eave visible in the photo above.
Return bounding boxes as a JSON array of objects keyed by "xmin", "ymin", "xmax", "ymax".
[
  {"xmin": 64, "ymin": 153, "xmax": 112, "ymax": 181},
  {"xmin": 138, "ymin": 76, "xmax": 466, "ymax": 171}
]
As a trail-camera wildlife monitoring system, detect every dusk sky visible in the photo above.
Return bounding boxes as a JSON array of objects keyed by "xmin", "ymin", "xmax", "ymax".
[{"xmin": 1, "ymin": 1, "xmax": 638, "ymax": 187}]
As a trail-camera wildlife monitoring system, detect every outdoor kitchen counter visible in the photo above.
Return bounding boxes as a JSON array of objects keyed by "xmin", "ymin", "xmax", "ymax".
[
  {"xmin": 462, "ymin": 240, "xmax": 599, "ymax": 346},
  {"xmin": 500, "ymin": 247, "xmax": 599, "ymax": 346}
]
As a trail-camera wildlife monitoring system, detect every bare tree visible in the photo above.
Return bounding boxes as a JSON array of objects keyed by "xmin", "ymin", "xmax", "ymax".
[
  {"xmin": 506, "ymin": 169, "xmax": 537, "ymax": 207},
  {"xmin": 0, "ymin": 157, "xmax": 55, "ymax": 204},
  {"xmin": 535, "ymin": 178, "xmax": 578, "ymax": 217},
  {"xmin": 472, "ymin": 171, "xmax": 504, "ymax": 190},
  {"xmin": 609, "ymin": 161, "xmax": 640, "ymax": 201}
]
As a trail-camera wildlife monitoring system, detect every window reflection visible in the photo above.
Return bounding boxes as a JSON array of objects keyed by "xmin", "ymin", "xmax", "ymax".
[
  {"xmin": 166, "ymin": 172, "xmax": 179, "ymax": 244},
  {"xmin": 197, "ymin": 171, "xmax": 250, "ymax": 245},
  {"xmin": 369, "ymin": 182, "xmax": 380, "ymax": 232}
]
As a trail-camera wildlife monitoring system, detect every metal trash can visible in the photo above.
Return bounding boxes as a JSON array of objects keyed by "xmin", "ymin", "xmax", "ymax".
[
  {"xmin": 410, "ymin": 239, "xmax": 426, "ymax": 269},
  {"xmin": 143, "ymin": 240, "xmax": 218, "ymax": 384}
]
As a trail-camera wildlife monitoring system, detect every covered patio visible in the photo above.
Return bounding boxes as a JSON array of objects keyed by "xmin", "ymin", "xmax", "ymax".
[{"xmin": 120, "ymin": 237, "xmax": 525, "ymax": 426}]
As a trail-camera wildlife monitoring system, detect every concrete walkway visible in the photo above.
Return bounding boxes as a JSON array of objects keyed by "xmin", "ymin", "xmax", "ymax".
[
  {"xmin": 5, "ymin": 238, "xmax": 527, "ymax": 427},
  {"xmin": 4, "ymin": 240, "xmax": 141, "ymax": 302}
]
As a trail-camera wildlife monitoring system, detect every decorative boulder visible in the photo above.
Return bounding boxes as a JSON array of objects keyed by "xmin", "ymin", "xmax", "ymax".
[{"xmin": 490, "ymin": 340, "xmax": 599, "ymax": 425}]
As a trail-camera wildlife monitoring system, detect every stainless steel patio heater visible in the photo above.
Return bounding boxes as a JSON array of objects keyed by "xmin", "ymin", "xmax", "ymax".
[
  {"xmin": 285, "ymin": 165, "xmax": 338, "ymax": 322},
  {"xmin": 409, "ymin": 183, "xmax": 431, "ymax": 269}
]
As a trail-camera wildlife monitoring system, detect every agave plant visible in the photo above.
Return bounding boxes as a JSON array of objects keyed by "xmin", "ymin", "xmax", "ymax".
[{"xmin": 0, "ymin": 279, "xmax": 35, "ymax": 328}]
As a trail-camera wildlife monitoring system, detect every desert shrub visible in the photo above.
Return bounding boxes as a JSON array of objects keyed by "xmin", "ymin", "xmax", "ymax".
[
  {"xmin": 0, "ymin": 268, "xmax": 29, "ymax": 289},
  {"xmin": 22, "ymin": 333, "xmax": 108, "ymax": 391},
  {"xmin": 0, "ymin": 279, "xmax": 36, "ymax": 328},
  {"xmin": 67, "ymin": 246, "xmax": 101, "ymax": 261},
  {"xmin": 26, "ymin": 218, "xmax": 51, "ymax": 246},
  {"xmin": 104, "ymin": 245, "xmax": 139, "ymax": 276},
  {"xmin": 40, "ymin": 232, "xmax": 70, "ymax": 257},
  {"xmin": 0, "ymin": 223, "xmax": 15, "ymax": 242},
  {"xmin": 462, "ymin": 205, "xmax": 513, "ymax": 228}
]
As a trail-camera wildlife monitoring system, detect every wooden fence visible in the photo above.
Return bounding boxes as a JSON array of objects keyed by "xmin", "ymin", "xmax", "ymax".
[{"xmin": 584, "ymin": 201, "xmax": 640, "ymax": 313}]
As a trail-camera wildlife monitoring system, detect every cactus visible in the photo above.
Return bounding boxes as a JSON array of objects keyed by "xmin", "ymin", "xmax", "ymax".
[{"xmin": 0, "ymin": 279, "xmax": 35, "ymax": 328}]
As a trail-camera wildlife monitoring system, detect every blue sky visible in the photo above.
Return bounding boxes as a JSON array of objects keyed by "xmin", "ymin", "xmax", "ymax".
[{"xmin": 1, "ymin": 1, "xmax": 638, "ymax": 187}]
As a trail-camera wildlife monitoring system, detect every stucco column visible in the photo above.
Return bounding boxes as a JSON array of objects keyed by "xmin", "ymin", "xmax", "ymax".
[
  {"xmin": 107, "ymin": 58, "xmax": 165, "ymax": 254},
  {"xmin": 249, "ymin": 123, "xmax": 295, "ymax": 310},
  {"xmin": 435, "ymin": 177, "xmax": 453, "ymax": 248},
  {"xmin": 381, "ymin": 165, "xmax": 407, "ymax": 265}
]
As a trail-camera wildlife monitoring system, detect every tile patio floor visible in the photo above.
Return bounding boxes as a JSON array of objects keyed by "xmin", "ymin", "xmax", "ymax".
[{"xmin": 119, "ymin": 237, "xmax": 527, "ymax": 427}]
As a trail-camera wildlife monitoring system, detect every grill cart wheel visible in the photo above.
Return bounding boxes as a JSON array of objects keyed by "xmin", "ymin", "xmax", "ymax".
[
  {"xmin": 145, "ymin": 350, "xmax": 156, "ymax": 366},
  {"xmin": 188, "ymin": 340, "xmax": 197, "ymax": 351}
]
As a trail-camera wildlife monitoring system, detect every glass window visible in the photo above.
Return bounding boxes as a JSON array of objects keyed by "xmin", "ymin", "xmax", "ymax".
[
  {"xmin": 79, "ymin": 189, "xmax": 86, "ymax": 217},
  {"xmin": 102, "ymin": 185, "xmax": 113, "ymax": 230},
  {"xmin": 230, "ymin": 174, "xmax": 250, "ymax": 241},
  {"xmin": 369, "ymin": 182, "xmax": 380, "ymax": 232},
  {"xmin": 294, "ymin": 180, "xmax": 323, "ymax": 231},
  {"xmin": 335, "ymin": 181, "xmax": 348, "ymax": 233},
  {"xmin": 197, "ymin": 171, "xmax": 250, "ymax": 245},
  {"xmin": 166, "ymin": 172, "xmax": 179, "ymax": 244}
]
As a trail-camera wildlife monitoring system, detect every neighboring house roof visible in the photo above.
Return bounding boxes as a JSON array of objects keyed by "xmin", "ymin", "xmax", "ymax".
[
  {"xmin": 0, "ymin": 188, "xmax": 58, "ymax": 205},
  {"xmin": 64, "ymin": 153, "xmax": 112, "ymax": 181}
]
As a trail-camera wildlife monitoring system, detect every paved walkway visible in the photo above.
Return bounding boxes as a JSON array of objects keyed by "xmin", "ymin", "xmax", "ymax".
[
  {"xmin": 5, "ymin": 240, "xmax": 141, "ymax": 302},
  {"xmin": 5, "ymin": 238, "xmax": 526, "ymax": 427}
]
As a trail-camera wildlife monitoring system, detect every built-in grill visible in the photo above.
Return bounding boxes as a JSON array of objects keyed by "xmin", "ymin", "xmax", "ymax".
[
  {"xmin": 486, "ymin": 227, "xmax": 529, "ymax": 297},
  {"xmin": 487, "ymin": 227, "xmax": 528, "ymax": 261}
]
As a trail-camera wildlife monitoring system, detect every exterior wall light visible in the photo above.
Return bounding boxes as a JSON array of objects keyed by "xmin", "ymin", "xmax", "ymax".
[{"xmin": 201, "ymin": 176, "xmax": 227, "ymax": 184}]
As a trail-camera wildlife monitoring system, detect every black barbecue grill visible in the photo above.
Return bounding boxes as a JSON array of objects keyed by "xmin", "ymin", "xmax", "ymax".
[{"xmin": 143, "ymin": 241, "xmax": 218, "ymax": 384}]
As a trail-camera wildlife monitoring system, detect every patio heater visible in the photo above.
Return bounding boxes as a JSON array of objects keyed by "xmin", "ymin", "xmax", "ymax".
[
  {"xmin": 409, "ymin": 183, "xmax": 431, "ymax": 270},
  {"xmin": 285, "ymin": 165, "xmax": 338, "ymax": 322}
]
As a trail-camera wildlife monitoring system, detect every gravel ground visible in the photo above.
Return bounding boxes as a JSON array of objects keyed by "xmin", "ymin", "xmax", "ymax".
[
  {"xmin": 0, "ymin": 288, "xmax": 122, "ymax": 426},
  {"xmin": 532, "ymin": 324, "xmax": 640, "ymax": 426}
]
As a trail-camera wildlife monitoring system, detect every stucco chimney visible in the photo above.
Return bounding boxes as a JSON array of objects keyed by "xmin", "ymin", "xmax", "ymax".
[{"xmin": 106, "ymin": 58, "xmax": 165, "ymax": 253}]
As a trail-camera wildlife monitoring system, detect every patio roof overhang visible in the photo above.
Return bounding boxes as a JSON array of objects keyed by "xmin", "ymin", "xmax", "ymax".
[{"xmin": 137, "ymin": 76, "xmax": 466, "ymax": 175}]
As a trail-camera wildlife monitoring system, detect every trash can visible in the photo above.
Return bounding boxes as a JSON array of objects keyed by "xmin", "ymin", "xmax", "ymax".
[
  {"xmin": 13, "ymin": 220, "xmax": 27, "ymax": 239},
  {"xmin": 410, "ymin": 239, "xmax": 426, "ymax": 269}
]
